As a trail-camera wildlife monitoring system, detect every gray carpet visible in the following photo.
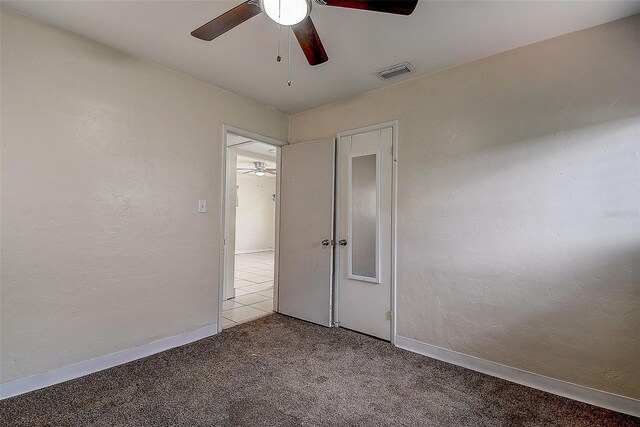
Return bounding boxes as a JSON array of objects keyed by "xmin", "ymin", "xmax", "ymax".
[{"xmin": 1, "ymin": 314, "xmax": 637, "ymax": 426}]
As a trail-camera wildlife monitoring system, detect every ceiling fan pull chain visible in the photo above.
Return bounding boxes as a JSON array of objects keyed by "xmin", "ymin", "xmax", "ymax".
[
  {"xmin": 276, "ymin": 24, "xmax": 282, "ymax": 62},
  {"xmin": 288, "ymin": 27, "xmax": 292, "ymax": 86},
  {"xmin": 276, "ymin": 0, "xmax": 283, "ymax": 62}
]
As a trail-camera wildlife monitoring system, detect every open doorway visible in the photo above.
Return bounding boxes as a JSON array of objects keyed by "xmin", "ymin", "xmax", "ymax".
[{"xmin": 221, "ymin": 126, "xmax": 285, "ymax": 330}]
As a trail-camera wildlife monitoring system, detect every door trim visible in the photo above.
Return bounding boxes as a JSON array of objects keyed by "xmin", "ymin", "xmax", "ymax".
[
  {"xmin": 335, "ymin": 121, "xmax": 398, "ymax": 344},
  {"xmin": 220, "ymin": 125, "xmax": 286, "ymax": 333}
]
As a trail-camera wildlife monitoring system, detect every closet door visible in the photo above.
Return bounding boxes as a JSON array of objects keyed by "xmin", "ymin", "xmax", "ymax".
[
  {"xmin": 336, "ymin": 126, "xmax": 394, "ymax": 340},
  {"xmin": 278, "ymin": 138, "xmax": 335, "ymax": 326}
]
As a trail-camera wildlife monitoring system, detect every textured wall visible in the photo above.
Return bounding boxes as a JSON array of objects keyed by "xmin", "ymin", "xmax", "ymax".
[
  {"xmin": 0, "ymin": 11, "xmax": 288, "ymax": 383},
  {"xmin": 235, "ymin": 173, "xmax": 276, "ymax": 253},
  {"xmin": 290, "ymin": 15, "xmax": 640, "ymax": 398}
]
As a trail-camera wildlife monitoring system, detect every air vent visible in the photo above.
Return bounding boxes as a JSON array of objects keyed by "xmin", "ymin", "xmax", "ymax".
[{"xmin": 375, "ymin": 62, "xmax": 414, "ymax": 81}]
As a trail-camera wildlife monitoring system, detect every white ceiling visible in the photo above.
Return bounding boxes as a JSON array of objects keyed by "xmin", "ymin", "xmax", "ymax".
[
  {"xmin": 229, "ymin": 137, "xmax": 278, "ymax": 157},
  {"xmin": 5, "ymin": 1, "xmax": 640, "ymax": 114}
]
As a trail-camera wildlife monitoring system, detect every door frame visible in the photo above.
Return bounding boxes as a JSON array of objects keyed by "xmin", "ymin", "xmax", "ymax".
[
  {"xmin": 334, "ymin": 121, "xmax": 398, "ymax": 344},
  {"xmin": 219, "ymin": 124, "xmax": 287, "ymax": 333}
]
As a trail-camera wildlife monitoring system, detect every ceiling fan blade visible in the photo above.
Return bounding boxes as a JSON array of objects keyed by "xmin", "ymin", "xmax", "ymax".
[
  {"xmin": 191, "ymin": 1, "xmax": 262, "ymax": 41},
  {"xmin": 242, "ymin": 170, "xmax": 255, "ymax": 174},
  {"xmin": 267, "ymin": 171, "xmax": 277, "ymax": 175},
  {"xmin": 237, "ymin": 168, "xmax": 255, "ymax": 171},
  {"xmin": 291, "ymin": 17, "xmax": 328, "ymax": 66},
  {"xmin": 322, "ymin": 0, "xmax": 418, "ymax": 15}
]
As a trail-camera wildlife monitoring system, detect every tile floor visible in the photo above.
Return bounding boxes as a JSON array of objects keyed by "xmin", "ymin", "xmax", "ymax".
[{"xmin": 222, "ymin": 251, "xmax": 274, "ymax": 329}]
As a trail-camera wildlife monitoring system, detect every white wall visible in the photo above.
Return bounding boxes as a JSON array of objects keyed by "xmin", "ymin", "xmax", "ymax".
[
  {"xmin": 290, "ymin": 15, "xmax": 640, "ymax": 399},
  {"xmin": 0, "ymin": 10, "xmax": 288, "ymax": 383},
  {"xmin": 235, "ymin": 173, "xmax": 276, "ymax": 254}
]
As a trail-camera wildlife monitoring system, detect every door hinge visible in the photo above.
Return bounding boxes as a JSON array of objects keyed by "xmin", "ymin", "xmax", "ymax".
[{"xmin": 386, "ymin": 311, "xmax": 392, "ymax": 321}]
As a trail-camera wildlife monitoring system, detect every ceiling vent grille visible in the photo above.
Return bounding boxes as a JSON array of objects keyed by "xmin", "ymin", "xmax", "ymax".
[{"xmin": 375, "ymin": 62, "xmax": 414, "ymax": 81}]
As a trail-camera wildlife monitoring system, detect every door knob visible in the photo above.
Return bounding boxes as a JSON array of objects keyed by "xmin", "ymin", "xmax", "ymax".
[
  {"xmin": 338, "ymin": 239, "xmax": 347, "ymax": 246},
  {"xmin": 321, "ymin": 239, "xmax": 331, "ymax": 246}
]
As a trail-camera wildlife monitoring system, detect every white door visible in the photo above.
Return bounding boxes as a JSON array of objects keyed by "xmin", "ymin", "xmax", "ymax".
[
  {"xmin": 278, "ymin": 138, "xmax": 335, "ymax": 326},
  {"xmin": 336, "ymin": 126, "xmax": 393, "ymax": 340}
]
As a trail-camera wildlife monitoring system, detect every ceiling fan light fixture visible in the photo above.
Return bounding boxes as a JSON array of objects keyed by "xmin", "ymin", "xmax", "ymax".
[
  {"xmin": 255, "ymin": 170, "xmax": 267, "ymax": 177},
  {"xmin": 261, "ymin": 0, "xmax": 311, "ymax": 26}
]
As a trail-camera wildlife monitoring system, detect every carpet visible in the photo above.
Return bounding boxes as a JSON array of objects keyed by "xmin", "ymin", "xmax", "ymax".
[{"xmin": 1, "ymin": 314, "xmax": 638, "ymax": 426}]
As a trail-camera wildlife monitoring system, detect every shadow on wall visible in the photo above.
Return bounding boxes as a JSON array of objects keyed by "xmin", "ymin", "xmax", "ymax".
[
  {"xmin": 416, "ymin": 243, "xmax": 639, "ymax": 398},
  {"xmin": 396, "ymin": 113, "xmax": 640, "ymax": 398},
  {"xmin": 480, "ymin": 243, "xmax": 640, "ymax": 398}
]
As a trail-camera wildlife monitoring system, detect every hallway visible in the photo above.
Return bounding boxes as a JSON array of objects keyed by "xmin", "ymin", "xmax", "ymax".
[{"xmin": 222, "ymin": 251, "xmax": 274, "ymax": 328}]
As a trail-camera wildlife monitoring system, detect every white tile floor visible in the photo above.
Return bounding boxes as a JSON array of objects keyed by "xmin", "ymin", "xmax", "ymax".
[{"xmin": 223, "ymin": 251, "xmax": 274, "ymax": 329}]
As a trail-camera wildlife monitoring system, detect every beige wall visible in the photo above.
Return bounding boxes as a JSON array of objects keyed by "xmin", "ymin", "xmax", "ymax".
[
  {"xmin": 2, "ymin": 6, "xmax": 639, "ymax": 401},
  {"xmin": 235, "ymin": 173, "xmax": 276, "ymax": 253},
  {"xmin": 0, "ymin": 10, "xmax": 288, "ymax": 383},
  {"xmin": 291, "ymin": 15, "xmax": 640, "ymax": 398}
]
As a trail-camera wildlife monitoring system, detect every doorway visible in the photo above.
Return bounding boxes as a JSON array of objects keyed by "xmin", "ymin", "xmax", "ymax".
[
  {"xmin": 236, "ymin": 122, "xmax": 396, "ymax": 341},
  {"xmin": 220, "ymin": 126, "xmax": 286, "ymax": 330},
  {"xmin": 276, "ymin": 122, "xmax": 396, "ymax": 342}
]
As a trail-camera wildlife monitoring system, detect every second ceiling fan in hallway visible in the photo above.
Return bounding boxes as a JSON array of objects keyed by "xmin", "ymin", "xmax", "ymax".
[{"xmin": 238, "ymin": 161, "xmax": 276, "ymax": 177}]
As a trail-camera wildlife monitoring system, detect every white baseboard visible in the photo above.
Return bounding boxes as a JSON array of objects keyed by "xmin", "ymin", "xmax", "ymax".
[
  {"xmin": 235, "ymin": 249, "xmax": 274, "ymax": 255},
  {"xmin": 0, "ymin": 323, "xmax": 218, "ymax": 400},
  {"xmin": 395, "ymin": 335, "xmax": 639, "ymax": 418}
]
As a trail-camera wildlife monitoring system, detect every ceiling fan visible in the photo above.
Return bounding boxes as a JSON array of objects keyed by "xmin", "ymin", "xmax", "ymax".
[
  {"xmin": 238, "ymin": 161, "xmax": 276, "ymax": 176},
  {"xmin": 191, "ymin": 0, "xmax": 419, "ymax": 66}
]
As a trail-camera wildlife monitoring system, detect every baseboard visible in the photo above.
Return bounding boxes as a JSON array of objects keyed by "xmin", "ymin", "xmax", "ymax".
[
  {"xmin": 395, "ymin": 335, "xmax": 639, "ymax": 418},
  {"xmin": 0, "ymin": 323, "xmax": 218, "ymax": 400},
  {"xmin": 235, "ymin": 249, "xmax": 274, "ymax": 254}
]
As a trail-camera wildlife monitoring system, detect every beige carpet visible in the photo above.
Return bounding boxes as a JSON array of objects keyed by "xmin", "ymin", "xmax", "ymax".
[{"xmin": 1, "ymin": 314, "xmax": 637, "ymax": 426}]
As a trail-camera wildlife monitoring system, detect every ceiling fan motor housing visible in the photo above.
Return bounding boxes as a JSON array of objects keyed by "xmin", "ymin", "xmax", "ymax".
[{"xmin": 260, "ymin": 0, "xmax": 312, "ymax": 26}]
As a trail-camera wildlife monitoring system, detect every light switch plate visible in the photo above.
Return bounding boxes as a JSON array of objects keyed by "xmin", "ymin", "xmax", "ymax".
[{"xmin": 198, "ymin": 200, "xmax": 207, "ymax": 213}]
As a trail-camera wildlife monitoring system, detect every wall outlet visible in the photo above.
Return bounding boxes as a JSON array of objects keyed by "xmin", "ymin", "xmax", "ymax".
[{"xmin": 198, "ymin": 200, "xmax": 207, "ymax": 213}]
